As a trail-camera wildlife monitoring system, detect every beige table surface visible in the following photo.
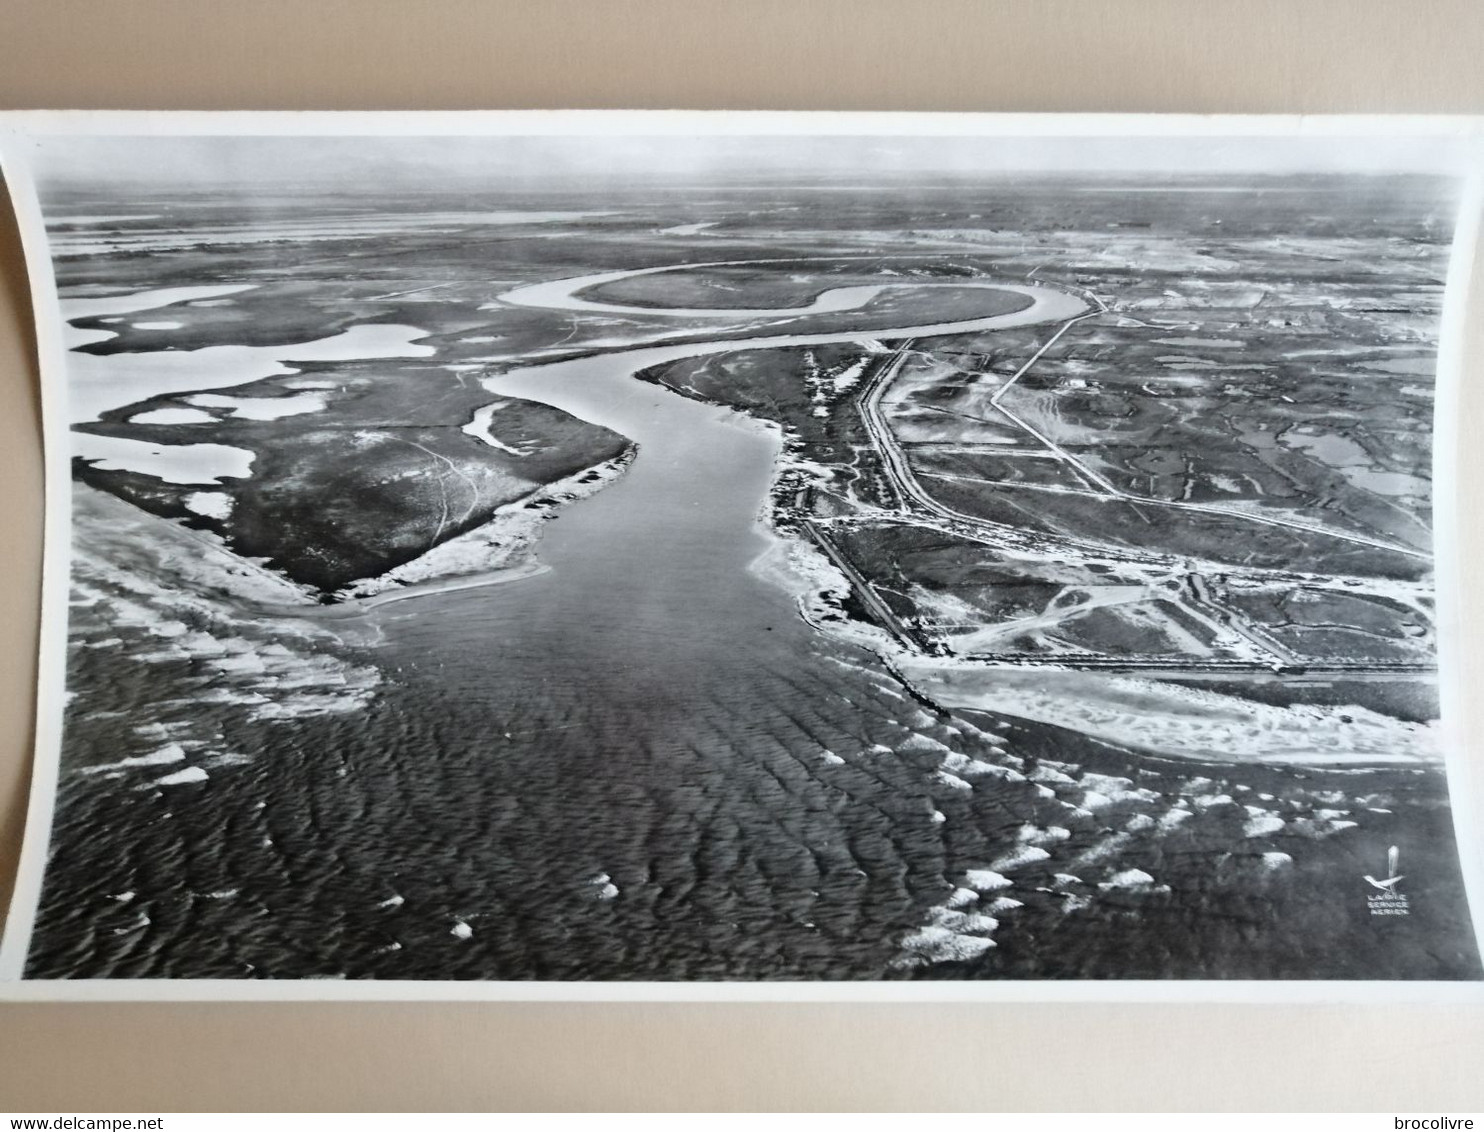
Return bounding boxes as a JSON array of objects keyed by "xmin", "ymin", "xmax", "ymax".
[{"xmin": 1, "ymin": 0, "xmax": 1483, "ymax": 1112}]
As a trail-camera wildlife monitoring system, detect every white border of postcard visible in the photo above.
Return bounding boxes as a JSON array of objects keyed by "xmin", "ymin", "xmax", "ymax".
[{"xmin": 0, "ymin": 110, "xmax": 1482, "ymax": 1002}]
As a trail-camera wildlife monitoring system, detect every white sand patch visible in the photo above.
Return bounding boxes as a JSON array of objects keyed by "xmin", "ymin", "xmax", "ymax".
[
  {"xmin": 1077, "ymin": 832, "xmax": 1132, "ymax": 866},
  {"xmin": 934, "ymin": 771, "xmax": 972, "ymax": 792},
  {"xmin": 1243, "ymin": 811, "xmax": 1287, "ymax": 838},
  {"xmin": 1029, "ymin": 765, "xmax": 1077, "ymax": 786},
  {"xmin": 1099, "ymin": 869, "xmax": 1158, "ymax": 890},
  {"xmin": 1290, "ymin": 815, "xmax": 1359, "ymax": 838},
  {"xmin": 990, "ymin": 845, "xmax": 1051, "ymax": 872},
  {"xmin": 964, "ymin": 869, "xmax": 1013, "ymax": 892},
  {"xmin": 152, "ymin": 766, "xmax": 208, "ymax": 787},
  {"xmin": 1017, "ymin": 824, "xmax": 1071, "ymax": 845},
  {"xmin": 945, "ymin": 888, "xmax": 979, "ymax": 909},
  {"xmin": 74, "ymin": 433, "xmax": 254, "ymax": 485},
  {"xmin": 111, "ymin": 911, "xmax": 152, "ymax": 934},
  {"xmin": 184, "ymin": 492, "xmax": 234, "ymax": 521},
  {"xmin": 79, "ymin": 743, "xmax": 188, "ymax": 774},
  {"xmin": 894, "ymin": 923, "xmax": 996, "ymax": 966},
  {"xmin": 893, "ymin": 893, "xmax": 1001, "ymax": 968},
  {"xmin": 1077, "ymin": 773, "xmax": 1162, "ymax": 806},
  {"xmin": 131, "ymin": 407, "xmax": 216, "ymax": 425},
  {"xmin": 831, "ymin": 358, "xmax": 869, "ymax": 393},
  {"xmin": 939, "ymin": 751, "xmax": 1000, "ymax": 779},
  {"xmin": 893, "ymin": 861, "xmax": 1032, "ymax": 969}
]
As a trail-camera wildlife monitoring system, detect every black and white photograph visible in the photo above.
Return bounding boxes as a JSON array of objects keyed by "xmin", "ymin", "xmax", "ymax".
[{"xmin": 1, "ymin": 114, "xmax": 1480, "ymax": 989}]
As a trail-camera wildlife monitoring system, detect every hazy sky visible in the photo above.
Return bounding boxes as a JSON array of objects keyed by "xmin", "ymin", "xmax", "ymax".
[{"xmin": 22, "ymin": 129, "xmax": 1478, "ymax": 192}]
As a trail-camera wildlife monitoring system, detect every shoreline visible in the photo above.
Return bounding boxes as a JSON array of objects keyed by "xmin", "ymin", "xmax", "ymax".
[{"xmin": 277, "ymin": 559, "xmax": 554, "ymax": 619}]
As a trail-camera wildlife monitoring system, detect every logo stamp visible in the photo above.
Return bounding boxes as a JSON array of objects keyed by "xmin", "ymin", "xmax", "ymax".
[{"xmin": 1366, "ymin": 845, "xmax": 1410, "ymax": 916}]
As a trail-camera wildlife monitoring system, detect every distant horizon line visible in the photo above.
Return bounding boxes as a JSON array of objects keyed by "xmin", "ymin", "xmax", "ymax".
[{"xmin": 36, "ymin": 169, "xmax": 1459, "ymax": 196}]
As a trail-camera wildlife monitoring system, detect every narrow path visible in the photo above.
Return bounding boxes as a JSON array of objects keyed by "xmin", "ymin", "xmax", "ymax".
[{"xmin": 393, "ymin": 436, "xmax": 484, "ymax": 536}]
